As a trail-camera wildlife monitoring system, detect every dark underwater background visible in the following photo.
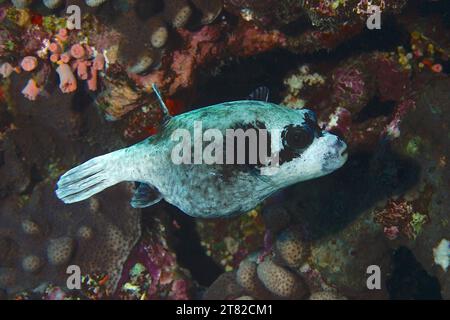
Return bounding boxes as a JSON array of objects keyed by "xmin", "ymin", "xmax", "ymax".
[{"xmin": 0, "ymin": 0, "xmax": 449, "ymax": 300}]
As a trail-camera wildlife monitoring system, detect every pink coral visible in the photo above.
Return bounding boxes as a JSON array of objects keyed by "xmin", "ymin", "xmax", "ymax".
[
  {"xmin": 21, "ymin": 56, "xmax": 38, "ymax": 72},
  {"xmin": 384, "ymin": 226, "xmax": 400, "ymax": 240},
  {"xmin": 76, "ymin": 60, "xmax": 90, "ymax": 80},
  {"xmin": 228, "ymin": 24, "xmax": 287, "ymax": 57},
  {"xmin": 21, "ymin": 78, "xmax": 41, "ymax": 101},
  {"xmin": 332, "ymin": 66, "xmax": 366, "ymax": 106},
  {"xmin": 70, "ymin": 44, "xmax": 86, "ymax": 59},
  {"xmin": 93, "ymin": 54, "xmax": 105, "ymax": 71},
  {"xmin": 135, "ymin": 23, "xmax": 285, "ymax": 97},
  {"xmin": 49, "ymin": 42, "xmax": 62, "ymax": 54},
  {"xmin": 431, "ymin": 64, "xmax": 443, "ymax": 73},
  {"xmin": 56, "ymin": 63, "xmax": 77, "ymax": 93},
  {"xmin": 60, "ymin": 53, "xmax": 71, "ymax": 64},
  {"xmin": 87, "ymin": 68, "xmax": 98, "ymax": 91},
  {"xmin": 50, "ymin": 54, "xmax": 60, "ymax": 63},
  {"xmin": 56, "ymin": 28, "xmax": 68, "ymax": 42}
]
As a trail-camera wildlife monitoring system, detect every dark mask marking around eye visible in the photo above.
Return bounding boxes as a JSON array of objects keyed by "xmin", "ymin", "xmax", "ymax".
[
  {"xmin": 279, "ymin": 124, "xmax": 315, "ymax": 165},
  {"xmin": 304, "ymin": 112, "xmax": 323, "ymax": 137},
  {"xmin": 218, "ymin": 121, "xmax": 272, "ymax": 183}
]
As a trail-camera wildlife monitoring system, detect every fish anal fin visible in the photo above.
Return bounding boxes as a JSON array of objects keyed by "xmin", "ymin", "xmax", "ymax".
[{"xmin": 131, "ymin": 183, "xmax": 162, "ymax": 209}]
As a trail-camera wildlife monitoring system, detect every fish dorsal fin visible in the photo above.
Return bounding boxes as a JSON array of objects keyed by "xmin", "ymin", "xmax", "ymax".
[
  {"xmin": 247, "ymin": 86, "xmax": 270, "ymax": 102},
  {"xmin": 152, "ymin": 84, "xmax": 172, "ymax": 123},
  {"xmin": 131, "ymin": 183, "xmax": 163, "ymax": 209}
]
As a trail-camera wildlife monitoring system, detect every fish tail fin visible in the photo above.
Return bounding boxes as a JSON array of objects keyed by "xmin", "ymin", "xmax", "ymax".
[{"xmin": 55, "ymin": 150, "xmax": 127, "ymax": 204}]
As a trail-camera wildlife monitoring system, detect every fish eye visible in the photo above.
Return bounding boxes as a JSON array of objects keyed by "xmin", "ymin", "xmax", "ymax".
[{"xmin": 282, "ymin": 125, "xmax": 314, "ymax": 150}]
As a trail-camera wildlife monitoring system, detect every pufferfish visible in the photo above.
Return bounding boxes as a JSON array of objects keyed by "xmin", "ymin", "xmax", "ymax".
[{"xmin": 55, "ymin": 85, "xmax": 348, "ymax": 218}]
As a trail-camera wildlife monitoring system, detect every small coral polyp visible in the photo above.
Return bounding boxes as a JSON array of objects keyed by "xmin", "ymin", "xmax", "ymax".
[
  {"xmin": 148, "ymin": 18, "xmax": 169, "ymax": 49},
  {"xmin": 56, "ymin": 63, "xmax": 77, "ymax": 93},
  {"xmin": 164, "ymin": 0, "xmax": 193, "ymax": 28},
  {"xmin": 0, "ymin": 6, "xmax": 107, "ymax": 100},
  {"xmin": 1, "ymin": 0, "xmax": 227, "ymax": 107},
  {"xmin": 21, "ymin": 78, "xmax": 41, "ymax": 100}
]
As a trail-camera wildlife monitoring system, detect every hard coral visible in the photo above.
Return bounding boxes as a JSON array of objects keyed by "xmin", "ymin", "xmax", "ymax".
[
  {"xmin": 164, "ymin": 0, "xmax": 193, "ymax": 28},
  {"xmin": 20, "ymin": 56, "xmax": 38, "ymax": 72},
  {"xmin": 21, "ymin": 78, "xmax": 41, "ymax": 100},
  {"xmin": 236, "ymin": 256, "xmax": 271, "ymax": 299},
  {"xmin": 196, "ymin": 209, "xmax": 266, "ymax": 273},
  {"xmin": 203, "ymin": 272, "xmax": 245, "ymax": 300},
  {"xmin": 275, "ymin": 228, "xmax": 309, "ymax": 269},
  {"xmin": 0, "ymin": 181, "xmax": 141, "ymax": 297},
  {"xmin": 116, "ymin": 211, "xmax": 193, "ymax": 300},
  {"xmin": 215, "ymin": 223, "xmax": 316, "ymax": 300},
  {"xmin": 257, "ymin": 258, "xmax": 307, "ymax": 299},
  {"xmin": 47, "ymin": 237, "xmax": 76, "ymax": 266},
  {"xmin": 133, "ymin": 22, "xmax": 285, "ymax": 101},
  {"xmin": 110, "ymin": 0, "xmax": 224, "ymax": 78},
  {"xmin": 96, "ymin": 70, "xmax": 153, "ymax": 120},
  {"xmin": 309, "ymin": 291, "xmax": 347, "ymax": 300},
  {"xmin": 56, "ymin": 63, "xmax": 77, "ymax": 93}
]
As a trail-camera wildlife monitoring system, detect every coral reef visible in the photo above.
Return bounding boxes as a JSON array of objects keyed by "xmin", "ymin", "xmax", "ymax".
[
  {"xmin": 0, "ymin": 180, "xmax": 141, "ymax": 297},
  {"xmin": 223, "ymin": 0, "xmax": 304, "ymax": 28},
  {"xmin": 196, "ymin": 208, "xmax": 265, "ymax": 272},
  {"xmin": 116, "ymin": 221, "xmax": 194, "ymax": 300},
  {"xmin": 202, "ymin": 2, "xmax": 450, "ymax": 300},
  {"xmin": 1, "ymin": 0, "xmax": 450, "ymax": 301}
]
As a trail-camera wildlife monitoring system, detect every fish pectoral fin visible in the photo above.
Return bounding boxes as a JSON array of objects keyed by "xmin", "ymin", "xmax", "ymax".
[
  {"xmin": 130, "ymin": 183, "xmax": 163, "ymax": 209},
  {"xmin": 247, "ymin": 86, "xmax": 270, "ymax": 102}
]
